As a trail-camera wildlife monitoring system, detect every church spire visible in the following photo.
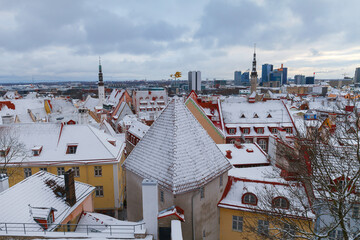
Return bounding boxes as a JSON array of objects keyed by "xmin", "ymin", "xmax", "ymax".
[
  {"xmin": 97, "ymin": 57, "xmax": 105, "ymax": 106},
  {"xmin": 98, "ymin": 56, "xmax": 103, "ymax": 86},
  {"xmin": 250, "ymin": 44, "xmax": 258, "ymax": 94}
]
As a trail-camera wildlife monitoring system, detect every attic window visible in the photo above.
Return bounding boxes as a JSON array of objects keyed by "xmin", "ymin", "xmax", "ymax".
[
  {"xmin": 107, "ymin": 138, "xmax": 116, "ymax": 146},
  {"xmin": 30, "ymin": 206, "xmax": 57, "ymax": 230},
  {"xmin": 32, "ymin": 146, "xmax": 43, "ymax": 156},
  {"xmin": 253, "ymin": 113, "xmax": 259, "ymax": 118},
  {"xmin": 66, "ymin": 145, "xmax": 78, "ymax": 154},
  {"xmin": 267, "ymin": 113, "xmax": 272, "ymax": 118},
  {"xmin": 240, "ymin": 114, "xmax": 246, "ymax": 118},
  {"xmin": 242, "ymin": 193, "xmax": 257, "ymax": 205},
  {"xmin": 0, "ymin": 147, "xmax": 10, "ymax": 157},
  {"xmin": 272, "ymin": 197, "xmax": 289, "ymax": 209}
]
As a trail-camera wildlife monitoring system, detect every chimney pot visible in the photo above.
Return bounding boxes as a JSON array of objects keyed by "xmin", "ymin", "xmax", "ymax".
[{"xmin": 226, "ymin": 150, "xmax": 232, "ymax": 159}]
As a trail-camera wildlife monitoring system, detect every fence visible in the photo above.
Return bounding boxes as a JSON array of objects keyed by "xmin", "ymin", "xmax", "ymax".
[{"xmin": 0, "ymin": 222, "xmax": 145, "ymax": 237}]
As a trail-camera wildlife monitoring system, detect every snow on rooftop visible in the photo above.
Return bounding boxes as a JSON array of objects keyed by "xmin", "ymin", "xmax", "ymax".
[
  {"xmin": 0, "ymin": 171, "xmax": 94, "ymax": 229},
  {"xmin": 123, "ymin": 97, "xmax": 232, "ymax": 194},
  {"xmin": 128, "ymin": 120, "xmax": 150, "ymax": 139},
  {"xmin": 221, "ymin": 98, "xmax": 292, "ymax": 124},
  {"xmin": 1, "ymin": 123, "xmax": 124, "ymax": 165},
  {"xmin": 217, "ymin": 143, "xmax": 268, "ymax": 166}
]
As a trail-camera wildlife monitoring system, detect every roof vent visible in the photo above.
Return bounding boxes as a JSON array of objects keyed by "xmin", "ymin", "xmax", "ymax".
[
  {"xmin": 234, "ymin": 139, "xmax": 243, "ymax": 149},
  {"xmin": 226, "ymin": 150, "xmax": 232, "ymax": 159},
  {"xmin": 246, "ymin": 148, "xmax": 254, "ymax": 153}
]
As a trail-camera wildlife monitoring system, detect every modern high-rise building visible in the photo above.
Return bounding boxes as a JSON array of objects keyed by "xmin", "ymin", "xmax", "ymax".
[
  {"xmin": 234, "ymin": 71, "xmax": 242, "ymax": 85},
  {"xmin": 305, "ymin": 76, "xmax": 315, "ymax": 84},
  {"xmin": 294, "ymin": 75, "xmax": 306, "ymax": 85},
  {"xmin": 268, "ymin": 71, "xmax": 282, "ymax": 87},
  {"xmin": 261, "ymin": 64, "xmax": 273, "ymax": 85},
  {"xmin": 354, "ymin": 67, "xmax": 360, "ymax": 84},
  {"xmin": 188, "ymin": 71, "xmax": 202, "ymax": 92},
  {"xmin": 241, "ymin": 72, "xmax": 250, "ymax": 85}
]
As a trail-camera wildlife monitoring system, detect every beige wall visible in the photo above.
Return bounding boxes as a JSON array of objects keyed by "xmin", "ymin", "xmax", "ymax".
[{"xmin": 126, "ymin": 169, "xmax": 228, "ymax": 240}]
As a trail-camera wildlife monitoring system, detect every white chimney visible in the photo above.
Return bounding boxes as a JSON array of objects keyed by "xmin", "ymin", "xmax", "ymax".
[
  {"xmin": 0, "ymin": 174, "xmax": 9, "ymax": 193},
  {"xmin": 2, "ymin": 114, "xmax": 14, "ymax": 124},
  {"xmin": 78, "ymin": 108, "xmax": 89, "ymax": 124},
  {"xmin": 142, "ymin": 179, "xmax": 158, "ymax": 239}
]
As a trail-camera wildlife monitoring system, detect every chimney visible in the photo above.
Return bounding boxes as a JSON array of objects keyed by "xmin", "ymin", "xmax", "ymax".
[
  {"xmin": 64, "ymin": 169, "xmax": 76, "ymax": 206},
  {"xmin": 142, "ymin": 179, "xmax": 158, "ymax": 239},
  {"xmin": 234, "ymin": 139, "xmax": 242, "ymax": 149},
  {"xmin": 78, "ymin": 108, "xmax": 89, "ymax": 124},
  {"xmin": 0, "ymin": 174, "xmax": 9, "ymax": 193},
  {"xmin": 225, "ymin": 150, "xmax": 232, "ymax": 159},
  {"xmin": 1, "ymin": 114, "xmax": 15, "ymax": 124}
]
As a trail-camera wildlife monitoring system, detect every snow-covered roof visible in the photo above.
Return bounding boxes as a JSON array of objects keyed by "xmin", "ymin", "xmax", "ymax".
[
  {"xmin": 217, "ymin": 143, "xmax": 268, "ymax": 166},
  {"xmin": 128, "ymin": 120, "xmax": 150, "ymax": 139},
  {"xmin": 0, "ymin": 171, "xmax": 94, "ymax": 229},
  {"xmin": 1, "ymin": 123, "xmax": 124, "ymax": 166},
  {"xmin": 219, "ymin": 176, "xmax": 314, "ymax": 219},
  {"xmin": 123, "ymin": 97, "xmax": 232, "ymax": 194},
  {"xmin": 221, "ymin": 98, "xmax": 292, "ymax": 124}
]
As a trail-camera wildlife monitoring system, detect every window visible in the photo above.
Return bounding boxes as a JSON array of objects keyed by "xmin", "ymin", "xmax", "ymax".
[
  {"xmin": 258, "ymin": 139, "xmax": 267, "ymax": 151},
  {"xmin": 329, "ymin": 229, "xmax": 343, "ymax": 240},
  {"xmin": 72, "ymin": 167, "xmax": 80, "ymax": 177},
  {"xmin": 242, "ymin": 193, "xmax": 257, "ymax": 205},
  {"xmin": 257, "ymin": 128, "xmax": 264, "ymax": 134},
  {"xmin": 32, "ymin": 146, "xmax": 42, "ymax": 156},
  {"xmin": 353, "ymin": 205, "xmax": 360, "ymax": 219},
  {"xmin": 66, "ymin": 145, "xmax": 78, "ymax": 154},
  {"xmin": 24, "ymin": 168, "xmax": 32, "ymax": 178},
  {"xmin": 286, "ymin": 128, "xmax": 292, "ymax": 134},
  {"xmin": 258, "ymin": 220, "xmax": 269, "ymax": 236},
  {"xmin": 232, "ymin": 216, "xmax": 243, "ymax": 232},
  {"xmin": 267, "ymin": 113, "xmax": 272, "ymax": 118},
  {"xmin": 253, "ymin": 113, "xmax": 259, "ymax": 118},
  {"xmin": 220, "ymin": 174, "xmax": 223, "ymax": 187},
  {"xmin": 245, "ymin": 138, "xmax": 253, "ymax": 143},
  {"xmin": 57, "ymin": 167, "xmax": 65, "ymax": 176},
  {"xmin": 229, "ymin": 128, "xmax": 236, "ymax": 134},
  {"xmin": 95, "ymin": 186, "xmax": 104, "ymax": 197},
  {"xmin": 271, "ymin": 128, "xmax": 278, "ymax": 134},
  {"xmin": 273, "ymin": 197, "xmax": 289, "ymax": 209},
  {"xmin": 0, "ymin": 148, "xmax": 9, "ymax": 157},
  {"xmin": 0, "ymin": 168, "xmax": 7, "ymax": 175},
  {"xmin": 242, "ymin": 128, "xmax": 250, "ymax": 134},
  {"xmin": 39, "ymin": 167, "xmax": 47, "ymax": 172},
  {"xmin": 200, "ymin": 186, "xmax": 205, "ymax": 199},
  {"xmin": 160, "ymin": 190, "xmax": 164, "ymax": 202},
  {"xmin": 240, "ymin": 114, "xmax": 246, "ymax": 118},
  {"xmin": 283, "ymin": 223, "xmax": 296, "ymax": 240},
  {"xmin": 94, "ymin": 166, "xmax": 102, "ymax": 177}
]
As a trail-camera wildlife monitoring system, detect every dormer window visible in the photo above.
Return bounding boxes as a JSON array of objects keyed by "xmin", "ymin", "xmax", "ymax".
[
  {"xmin": 271, "ymin": 128, "xmax": 278, "ymax": 134},
  {"xmin": 66, "ymin": 145, "xmax": 78, "ymax": 154},
  {"xmin": 0, "ymin": 147, "xmax": 10, "ymax": 157},
  {"xmin": 240, "ymin": 114, "xmax": 246, "ymax": 118},
  {"xmin": 32, "ymin": 146, "xmax": 43, "ymax": 156},
  {"xmin": 267, "ymin": 113, "xmax": 272, "ymax": 118},
  {"xmin": 272, "ymin": 197, "xmax": 289, "ymax": 209},
  {"xmin": 253, "ymin": 113, "xmax": 259, "ymax": 118},
  {"xmin": 256, "ymin": 128, "xmax": 264, "ymax": 134},
  {"xmin": 107, "ymin": 138, "xmax": 116, "ymax": 146},
  {"xmin": 30, "ymin": 206, "xmax": 57, "ymax": 230},
  {"xmin": 242, "ymin": 193, "xmax": 257, "ymax": 205},
  {"xmin": 229, "ymin": 128, "xmax": 236, "ymax": 135}
]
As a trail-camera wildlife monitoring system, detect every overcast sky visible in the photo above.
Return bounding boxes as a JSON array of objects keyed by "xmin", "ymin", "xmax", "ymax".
[{"xmin": 0, "ymin": 0, "xmax": 359, "ymax": 82}]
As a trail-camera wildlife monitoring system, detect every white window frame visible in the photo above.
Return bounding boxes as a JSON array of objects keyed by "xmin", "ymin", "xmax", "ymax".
[
  {"xmin": 95, "ymin": 186, "xmax": 104, "ymax": 197},
  {"xmin": 258, "ymin": 139, "xmax": 267, "ymax": 151},
  {"xmin": 94, "ymin": 166, "xmax": 102, "ymax": 177},
  {"xmin": 72, "ymin": 167, "xmax": 80, "ymax": 177},
  {"xmin": 258, "ymin": 220, "xmax": 269, "ymax": 236},
  {"xmin": 232, "ymin": 216, "xmax": 243, "ymax": 232},
  {"xmin": 24, "ymin": 168, "xmax": 32, "ymax": 178},
  {"xmin": 57, "ymin": 167, "xmax": 65, "ymax": 176}
]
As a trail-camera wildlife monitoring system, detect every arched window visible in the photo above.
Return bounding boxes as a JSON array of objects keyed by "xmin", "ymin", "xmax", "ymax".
[
  {"xmin": 272, "ymin": 197, "xmax": 289, "ymax": 209},
  {"xmin": 242, "ymin": 193, "xmax": 257, "ymax": 205}
]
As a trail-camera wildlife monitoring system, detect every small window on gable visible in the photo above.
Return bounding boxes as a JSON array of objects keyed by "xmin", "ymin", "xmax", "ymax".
[
  {"xmin": 240, "ymin": 114, "xmax": 246, "ymax": 118},
  {"xmin": 107, "ymin": 138, "xmax": 116, "ymax": 146},
  {"xmin": 253, "ymin": 113, "xmax": 259, "ymax": 118},
  {"xmin": 0, "ymin": 147, "xmax": 10, "ymax": 157},
  {"xmin": 272, "ymin": 197, "xmax": 289, "ymax": 209},
  {"xmin": 267, "ymin": 113, "xmax": 272, "ymax": 118},
  {"xmin": 32, "ymin": 146, "xmax": 43, "ymax": 156},
  {"xmin": 66, "ymin": 145, "xmax": 78, "ymax": 154},
  {"xmin": 242, "ymin": 193, "xmax": 257, "ymax": 205}
]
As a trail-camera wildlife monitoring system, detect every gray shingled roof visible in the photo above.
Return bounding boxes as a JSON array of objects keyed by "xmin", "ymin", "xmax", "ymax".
[{"xmin": 123, "ymin": 97, "xmax": 232, "ymax": 194}]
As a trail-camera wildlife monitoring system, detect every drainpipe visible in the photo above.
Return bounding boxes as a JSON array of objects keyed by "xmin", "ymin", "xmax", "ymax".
[{"xmin": 191, "ymin": 189, "xmax": 200, "ymax": 240}]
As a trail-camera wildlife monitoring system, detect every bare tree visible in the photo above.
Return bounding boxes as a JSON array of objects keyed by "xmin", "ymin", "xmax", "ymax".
[{"xmin": 0, "ymin": 126, "xmax": 28, "ymax": 178}]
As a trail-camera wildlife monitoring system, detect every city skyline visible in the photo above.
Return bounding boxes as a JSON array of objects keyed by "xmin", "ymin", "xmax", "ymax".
[{"xmin": 0, "ymin": 0, "xmax": 359, "ymax": 82}]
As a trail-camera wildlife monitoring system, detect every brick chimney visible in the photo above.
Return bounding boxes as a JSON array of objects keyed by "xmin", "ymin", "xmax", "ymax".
[
  {"xmin": 64, "ymin": 169, "xmax": 76, "ymax": 206},
  {"xmin": 226, "ymin": 150, "xmax": 232, "ymax": 159}
]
